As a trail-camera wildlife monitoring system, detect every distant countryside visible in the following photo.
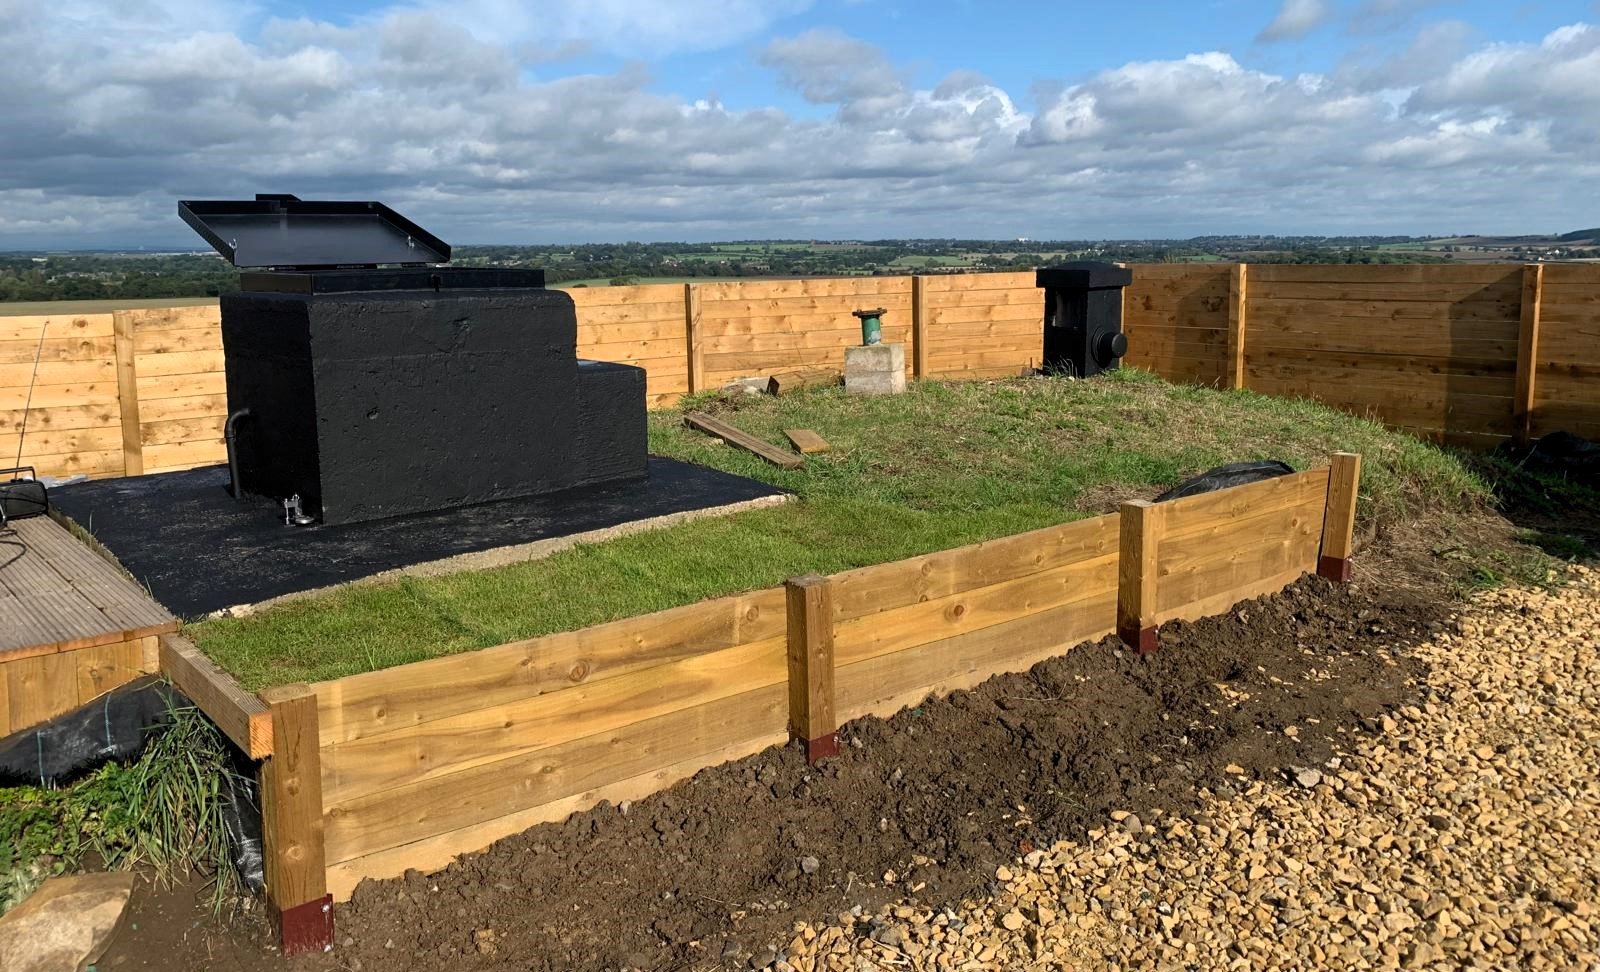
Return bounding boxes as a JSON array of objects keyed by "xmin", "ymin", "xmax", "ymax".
[{"xmin": 3, "ymin": 230, "xmax": 1596, "ymax": 305}]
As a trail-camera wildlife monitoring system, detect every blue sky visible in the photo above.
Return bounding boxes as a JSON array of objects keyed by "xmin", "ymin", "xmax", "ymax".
[{"xmin": 1, "ymin": 0, "xmax": 1596, "ymax": 246}]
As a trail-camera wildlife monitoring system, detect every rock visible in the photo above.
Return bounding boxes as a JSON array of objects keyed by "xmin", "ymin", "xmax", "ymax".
[
  {"xmin": 1293, "ymin": 767, "xmax": 1323, "ymax": 788},
  {"xmin": 1001, "ymin": 911, "xmax": 1025, "ymax": 931},
  {"xmin": 1224, "ymin": 763, "xmax": 1246, "ymax": 775},
  {"xmin": 749, "ymin": 945, "xmax": 778, "ymax": 968},
  {"xmin": 871, "ymin": 924, "xmax": 905, "ymax": 948},
  {"xmin": 0, "ymin": 872, "xmax": 134, "ymax": 972},
  {"xmin": 720, "ymin": 377, "xmax": 768, "ymax": 396},
  {"xmin": 473, "ymin": 928, "xmax": 497, "ymax": 955},
  {"xmin": 800, "ymin": 856, "xmax": 820, "ymax": 875}
]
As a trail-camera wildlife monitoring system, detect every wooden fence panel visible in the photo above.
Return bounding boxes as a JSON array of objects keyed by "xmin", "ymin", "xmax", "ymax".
[
  {"xmin": 1531, "ymin": 263, "xmax": 1600, "ymax": 440},
  {"xmin": 123, "ymin": 306, "xmax": 230, "ymax": 474},
  {"xmin": 1243, "ymin": 265, "xmax": 1522, "ymax": 444},
  {"xmin": 695, "ymin": 277, "xmax": 913, "ymax": 386},
  {"xmin": 921, "ymin": 272, "xmax": 1040, "ymax": 378},
  {"xmin": 0, "ymin": 313, "xmax": 124, "ymax": 478},
  {"xmin": 567, "ymin": 283, "xmax": 691, "ymax": 406},
  {"xmin": 8, "ymin": 263, "xmax": 1599, "ymax": 476},
  {"xmin": 1122, "ymin": 264, "xmax": 1232, "ymax": 386}
]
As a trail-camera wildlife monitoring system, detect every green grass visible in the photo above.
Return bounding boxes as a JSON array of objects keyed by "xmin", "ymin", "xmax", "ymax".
[
  {"xmin": 0, "ymin": 704, "xmax": 243, "ymax": 915},
  {"xmin": 189, "ymin": 371, "xmax": 1487, "ymax": 690}
]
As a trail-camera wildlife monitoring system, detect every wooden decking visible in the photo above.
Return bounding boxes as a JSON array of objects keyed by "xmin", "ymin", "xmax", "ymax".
[
  {"xmin": 0, "ymin": 516, "xmax": 175, "ymax": 657},
  {"xmin": 0, "ymin": 515, "xmax": 174, "ymax": 735}
]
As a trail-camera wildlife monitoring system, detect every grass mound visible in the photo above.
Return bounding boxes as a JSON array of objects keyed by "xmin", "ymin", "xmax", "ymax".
[{"xmin": 190, "ymin": 371, "xmax": 1488, "ymax": 690}]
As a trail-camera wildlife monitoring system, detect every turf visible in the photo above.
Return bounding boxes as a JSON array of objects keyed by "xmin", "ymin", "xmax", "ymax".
[{"xmin": 188, "ymin": 370, "xmax": 1487, "ymax": 690}]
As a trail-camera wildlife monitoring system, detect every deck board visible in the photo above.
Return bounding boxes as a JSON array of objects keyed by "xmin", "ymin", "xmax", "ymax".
[{"xmin": 0, "ymin": 516, "xmax": 176, "ymax": 656}]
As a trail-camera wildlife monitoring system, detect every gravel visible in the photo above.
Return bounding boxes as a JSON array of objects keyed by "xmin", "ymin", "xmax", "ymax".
[{"xmin": 781, "ymin": 567, "xmax": 1600, "ymax": 971}]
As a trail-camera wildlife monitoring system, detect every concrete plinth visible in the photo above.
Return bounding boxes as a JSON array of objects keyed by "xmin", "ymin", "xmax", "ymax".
[{"xmin": 844, "ymin": 343, "xmax": 907, "ymax": 396}]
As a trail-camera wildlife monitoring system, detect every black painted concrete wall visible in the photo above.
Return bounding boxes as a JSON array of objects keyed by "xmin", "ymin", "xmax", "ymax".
[{"xmin": 221, "ymin": 288, "xmax": 646, "ymax": 525}]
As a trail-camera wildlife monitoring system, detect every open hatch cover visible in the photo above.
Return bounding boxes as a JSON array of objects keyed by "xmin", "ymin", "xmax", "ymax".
[{"xmin": 178, "ymin": 193, "xmax": 450, "ymax": 270}]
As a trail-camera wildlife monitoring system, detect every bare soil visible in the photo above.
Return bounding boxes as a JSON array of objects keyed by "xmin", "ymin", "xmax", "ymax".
[{"xmin": 96, "ymin": 516, "xmax": 1468, "ymax": 972}]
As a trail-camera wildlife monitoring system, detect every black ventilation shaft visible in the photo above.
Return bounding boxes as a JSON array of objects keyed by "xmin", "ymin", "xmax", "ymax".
[{"xmin": 1037, "ymin": 262, "xmax": 1133, "ymax": 378}]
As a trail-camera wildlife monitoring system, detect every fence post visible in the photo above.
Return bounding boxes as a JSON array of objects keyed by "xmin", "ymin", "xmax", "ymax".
[
  {"xmin": 684, "ymin": 283, "xmax": 705, "ymax": 394},
  {"xmin": 1317, "ymin": 452, "xmax": 1362, "ymax": 583},
  {"xmin": 258, "ymin": 684, "xmax": 333, "ymax": 956},
  {"xmin": 1514, "ymin": 264, "xmax": 1544, "ymax": 444},
  {"xmin": 1226, "ymin": 263, "xmax": 1249, "ymax": 391},
  {"xmin": 911, "ymin": 275, "xmax": 929, "ymax": 379},
  {"xmin": 785, "ymin": 574, "xmax": 839, "ymax": 763},
  {"xmin": 1116, "ymin": 500, "xmax": 1164, "ymax": 655},
  {"xmin": 111, "ymin": 311, "xmax": 144, "ymax": 477}
]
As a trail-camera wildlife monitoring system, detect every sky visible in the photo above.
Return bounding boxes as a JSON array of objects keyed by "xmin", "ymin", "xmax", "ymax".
[{"xmin": 0, "ymin": 0, "xmax": 1596, "ymax": 248}]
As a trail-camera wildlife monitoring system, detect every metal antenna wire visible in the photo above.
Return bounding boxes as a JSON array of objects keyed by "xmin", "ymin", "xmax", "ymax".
[{"xmin": 14, "ymin": 318, "xmax": 47, "ymax": 472}]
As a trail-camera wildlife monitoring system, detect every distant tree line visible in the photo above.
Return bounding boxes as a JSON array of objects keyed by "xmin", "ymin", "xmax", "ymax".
[{"xmin": 0, "ymin": 238, "xmax": 1459, "ymax": 302}]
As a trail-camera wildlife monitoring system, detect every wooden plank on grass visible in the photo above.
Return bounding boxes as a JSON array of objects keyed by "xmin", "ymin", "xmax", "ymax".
[
  {"xmin": 158, "ymin": 634, "xmax": 273, "ymax": 758},
  {"xmin": 783, "ymin": 428, "xmax": 829, "ymax": 454},
  {"xmin": 767, "ymin": 369, "xmax": 840, "ymax": 397},
  {"xmin": 684, "ymin": 412, "xmax": 803, "ymax": 469}
]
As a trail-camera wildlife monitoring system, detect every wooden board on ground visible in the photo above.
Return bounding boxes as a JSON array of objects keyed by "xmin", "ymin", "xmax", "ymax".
[
  {"xmin": 783, "ymin": 428, "xmax": 829, "ymax": 454},
  {"xmin": 767, "ymin": 368, "xmax": 841, "ymax": 397},
  {"xmin": 684, "ymin": 412, "xmax": 804, "ymax": 470}
]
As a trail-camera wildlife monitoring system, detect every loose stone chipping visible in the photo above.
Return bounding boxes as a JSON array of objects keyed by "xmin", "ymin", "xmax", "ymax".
[{"xmin": 780, "ymin": 567, "xmax": 1600, "ymax": 971}]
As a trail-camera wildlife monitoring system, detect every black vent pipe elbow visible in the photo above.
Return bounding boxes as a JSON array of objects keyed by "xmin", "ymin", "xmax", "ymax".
[{"xmin": 224, "ymin": 408, "xmax": 253, "ymax": 500}]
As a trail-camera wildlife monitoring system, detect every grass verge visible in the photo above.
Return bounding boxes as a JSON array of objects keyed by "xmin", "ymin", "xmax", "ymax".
[
  {"xmin": 189, "ymin": 370, "xmax": 1489, "ymax": 690},
  {"xmin": 0, "ymin": 703, "xmax": 244, "ymax": 915}
]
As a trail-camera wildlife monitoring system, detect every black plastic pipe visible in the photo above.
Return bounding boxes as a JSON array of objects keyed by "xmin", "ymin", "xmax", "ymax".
[{"xmin": 224, "ymin": 408, "xmax": 252, "ymax": 499}]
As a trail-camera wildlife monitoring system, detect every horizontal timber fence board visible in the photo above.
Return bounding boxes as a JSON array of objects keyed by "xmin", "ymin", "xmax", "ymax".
[
  {"xmin": 282, "ymin": 458, "xmax": 1353, "ymax": 901},
  {"xmin": 9, "ymin": 263, "xmax": 1600, "ymax": 478}
]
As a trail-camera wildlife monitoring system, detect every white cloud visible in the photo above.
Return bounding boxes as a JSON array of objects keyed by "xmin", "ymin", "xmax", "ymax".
[
  {"xmin": 1257, "ymin": 0, "xmax": 1332, "ymax": 42},
  {"xmin": 0, "ymin": 2, "xmax": 1596, "ymax": 245}
]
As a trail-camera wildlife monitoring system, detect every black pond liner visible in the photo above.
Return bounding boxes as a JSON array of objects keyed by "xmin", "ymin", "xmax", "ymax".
[
  {"xmin": 1153, "ymin": 460, "xmax": 1296, "ymax": 503},
  {"xmin": 0, "ymin": 676, "xmax": 266, "ymax": 891},
  {"xmin": 1526, "ymin": 431, "xmax": 1600, "ymax": 489}
]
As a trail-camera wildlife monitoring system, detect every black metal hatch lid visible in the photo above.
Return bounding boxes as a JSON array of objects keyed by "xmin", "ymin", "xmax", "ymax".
[{"xmin": 179, "ymin": 193, "xmax": 450, "ymax": 270}]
